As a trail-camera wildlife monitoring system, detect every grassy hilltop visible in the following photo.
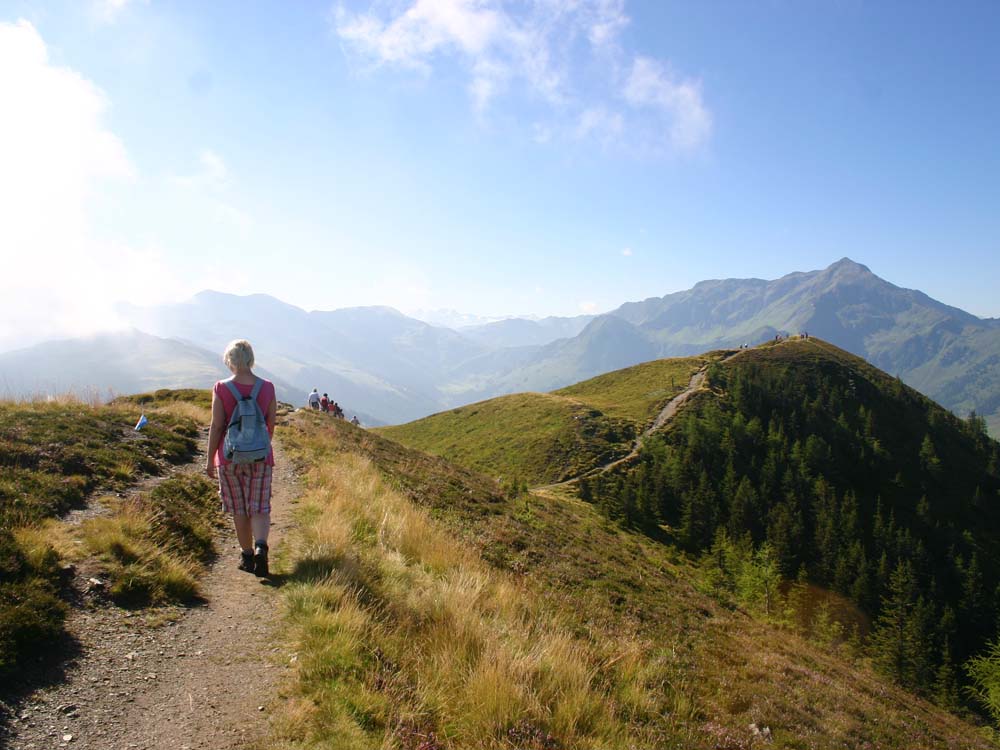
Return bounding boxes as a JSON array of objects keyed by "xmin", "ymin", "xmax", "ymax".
[{"xmin": 378, "ymin": 356, "xmax": 706, "ymax": 485}]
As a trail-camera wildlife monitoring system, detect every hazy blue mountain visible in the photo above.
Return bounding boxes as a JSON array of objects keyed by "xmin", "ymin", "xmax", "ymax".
[
  {"xmin": 459, "ymin": 314, "xmax": 595, "ymax": 348},
  {"xmin": 117, "ymin": 293, "xmax": 485, "ymax": 423},
  {"xmin": 0, "ymin": 329, "xmax": 305, "ymax": 405}
]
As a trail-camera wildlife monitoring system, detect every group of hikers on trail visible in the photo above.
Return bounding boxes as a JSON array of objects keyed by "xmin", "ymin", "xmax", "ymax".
[
  {"xmin": 307, "ymin": 388, "xmax": 356, "ymax": 423},
  {"xmin": 205, "ymin": 340, "xmax": 364, "ymax": 578}
]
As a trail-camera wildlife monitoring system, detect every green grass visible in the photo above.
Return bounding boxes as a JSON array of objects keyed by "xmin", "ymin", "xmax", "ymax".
[
  {"xmin": 0, "ymin": 396, "xmax": 204, "ymax": 681},
  {"xmin": 112, "ymin": 388, "xmax": 212, "ymax": 410},
  {"xmin": 379, "ymin": 392, "xmax": 637, "ymax": 486},
  {"xmin": 379, "ymin": 355, "xmax": 709, "ymax": 487},
  {"xmin": 553, "ymin": 355, "xmax": 707, "ymax": 423},
  {"xmin": 79, "ymin": 474, "xmax": 223, "ymax": 606},
  {"xmin": 274, "ymin": 411, "xmax": 997, "ymax": 749}
]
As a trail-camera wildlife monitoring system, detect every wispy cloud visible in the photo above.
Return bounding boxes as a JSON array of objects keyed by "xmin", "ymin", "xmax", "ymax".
[
  {"xmin": 169, "ymin": 149, "xmax": 253, "ymax": 235},
  {"xmin": 332, "ymin": 0, "xmax": 710, "ymax": 153},
  {"xmin": 170, "ymin": 149, "xmax": 229, "ymax": 191},
  {"xmin": 621, "ymin": 247, "xmax": 633, "ymax": 257},
  {"xmin": 624, "ymin": 56, "xmax": 712, "ymax": 151}
]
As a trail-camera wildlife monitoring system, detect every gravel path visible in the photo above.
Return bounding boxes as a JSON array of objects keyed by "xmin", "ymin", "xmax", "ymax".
[{"xmin": 3, "ymin": 441, "xmax": 299, "ymax": 750}]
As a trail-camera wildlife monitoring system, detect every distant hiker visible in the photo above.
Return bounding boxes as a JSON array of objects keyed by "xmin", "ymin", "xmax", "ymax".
[
  {"xmin": 320, "ymin": 393, "xmax": 330, "ymax": 412},
  {"xmin": 350, "ymin": 416, "xmax": 360, "ymax": 426},
  {"xmin": 206, "ymin": 339, "xmax": 276, "ymax": 578},
  {"xmin": 308, "ymin": 388, "xmax": 320, "ymax": 410}
]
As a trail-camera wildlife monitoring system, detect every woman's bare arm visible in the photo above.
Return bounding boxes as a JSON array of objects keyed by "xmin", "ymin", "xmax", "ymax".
[
  {"xmin": 206, "ymin": 388, "xmax": 226, "ymax": 478},
  {"xmin": 266, "ymin": 395, "xmax": 277, "ymax": 436}
]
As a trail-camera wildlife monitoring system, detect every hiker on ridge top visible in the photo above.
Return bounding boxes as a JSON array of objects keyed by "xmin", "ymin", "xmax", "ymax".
[
  {"xmin": 308, "ymin": 388, "xmax": 320, "ymax": 410},
  {"xmin": 206, "ymin": 339, "xmax": 277, "ymax": 577},
  {"xmin": 320, "ymin": 393, "xmax": 330, "ymax": 412}
]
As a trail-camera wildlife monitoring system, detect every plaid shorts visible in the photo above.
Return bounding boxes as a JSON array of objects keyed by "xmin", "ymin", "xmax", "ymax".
[{"xmin": 218, "ymin": 463, "xmax": 273, "ymax": 516}]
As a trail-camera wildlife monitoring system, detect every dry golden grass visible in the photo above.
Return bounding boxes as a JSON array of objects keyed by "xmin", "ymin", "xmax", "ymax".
[{"xmin": 273, "ymin": 445, "xmax": 679, "ymax": 749}]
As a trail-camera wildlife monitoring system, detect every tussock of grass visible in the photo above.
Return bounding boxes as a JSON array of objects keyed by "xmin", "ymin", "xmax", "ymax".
[
  {"xmin": 112, "ymin": 388, "xmax": 213, "ymax": 424},
  {"xmin": 79, "ymin": 475, "xmax": 222, "ymax": 606},
  {"xmin": 274, "ymin": 443, "xmax": 677, "ymax": 749}
]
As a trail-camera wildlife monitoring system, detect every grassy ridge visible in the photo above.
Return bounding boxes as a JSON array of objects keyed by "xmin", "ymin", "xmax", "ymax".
[
  {"xmin": 379, "ymin": 393, "xmax": 636, "ymax": 485},
  {"xmin": 0, "ymin": 395, "xmax": 212, "ymax": 680},
  {"xmin": 553, "ymin": 355, "xmax": 706, "ymax": 423},
  {"xmin": 272, "ymin": 414, "xmax": 994, "ymax": 748},
  {"xmin": 378, "ymin": 356, "xmax": 707, "ymax": 486}
]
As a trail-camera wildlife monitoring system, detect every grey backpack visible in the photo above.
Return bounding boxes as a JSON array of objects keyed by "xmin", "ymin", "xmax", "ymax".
[{"xmin": 223, "ymin": 378, "xmax": 271, "ymax": 464}]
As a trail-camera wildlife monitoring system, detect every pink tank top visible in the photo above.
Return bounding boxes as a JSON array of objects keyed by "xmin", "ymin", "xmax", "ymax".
[{"xmin": 213, "ymin": 378, "xmax": 276, "ymax": 467}]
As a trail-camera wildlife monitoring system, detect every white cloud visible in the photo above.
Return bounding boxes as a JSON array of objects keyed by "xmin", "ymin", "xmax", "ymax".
[
  {"xmin": 576, "ymin": 106, "xmax": 624, "ymax": 143},
  {"xmin": 0, "ymin": 20, "xmax": 199, "ymax": 351},
  {"xmin": 333, "ymin": 0, "xmax": 710, "ymax": 153},
  {"xmin": 621, "ymin": 247, "xmax": 632, "ymax": 256},
  {"xmin": 623, "ymin": 56, "xmax": 711, "ymax": 151},
  {"xmin": 578, "ymin": 300, "xmax": 599, "ymax": 313}
]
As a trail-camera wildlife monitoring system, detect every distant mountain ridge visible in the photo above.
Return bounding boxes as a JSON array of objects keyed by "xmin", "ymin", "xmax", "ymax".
[
  {"xmin": 500, "ymin": 258, "xmax": 1000, "ymax": 433},
  {"xmin": 2, "ymin": 259, "xmax": 997, "ymax": 433}
]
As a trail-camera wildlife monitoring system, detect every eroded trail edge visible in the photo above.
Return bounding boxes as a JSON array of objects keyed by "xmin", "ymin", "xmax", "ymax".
[{"xmin": 6, "ymin": 441, "xmax": 299, "ymax": 750}]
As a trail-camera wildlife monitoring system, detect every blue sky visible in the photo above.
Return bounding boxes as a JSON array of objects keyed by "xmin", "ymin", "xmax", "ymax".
[{"xmin": 0, "ymin": 0, "xmax": 998, "ymax": 349}]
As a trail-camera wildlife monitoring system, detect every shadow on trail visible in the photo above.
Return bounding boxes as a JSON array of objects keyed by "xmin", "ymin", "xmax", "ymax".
[{"xmin": 0, "ymin": 628, "xmax": 83, "ymax": 738}]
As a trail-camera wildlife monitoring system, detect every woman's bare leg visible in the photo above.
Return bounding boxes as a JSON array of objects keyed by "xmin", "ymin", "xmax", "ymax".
[
  {"xmin": 233, "ymin": 514, "xmax": 253, "ymax": 551},
  {"xmin": 250, "ymin": 513, "xmax": 270, "ymax": 545}
]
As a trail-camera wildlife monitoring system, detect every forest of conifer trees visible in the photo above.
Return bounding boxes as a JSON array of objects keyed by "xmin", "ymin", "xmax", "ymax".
[{"xmin": 580, "ymin": 345, "xmax": 1000, "ymax": 715}]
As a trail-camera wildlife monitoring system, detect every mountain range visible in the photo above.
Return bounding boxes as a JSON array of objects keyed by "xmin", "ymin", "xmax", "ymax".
[{"xmin": 0, "ymin": 258, "xmax": 997, "ymax": 433}]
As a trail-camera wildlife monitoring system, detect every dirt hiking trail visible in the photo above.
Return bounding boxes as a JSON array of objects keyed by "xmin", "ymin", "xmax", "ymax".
[
  {"xmin": 4, "ymin": 440, "xmax": 299, "ymax": 750},
  {"xmin": 536, "ymin": 365, "xmax": 710, "ymax": 491}
]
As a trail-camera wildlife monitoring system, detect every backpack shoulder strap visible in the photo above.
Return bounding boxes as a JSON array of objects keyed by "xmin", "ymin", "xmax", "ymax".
[
  {"xmin": 249, "ymin": 377, "xmax": 264, "ymax": 402},
  {"xmin": 223, "ymin": 378, "xmax": 243, "ymax": 402}
]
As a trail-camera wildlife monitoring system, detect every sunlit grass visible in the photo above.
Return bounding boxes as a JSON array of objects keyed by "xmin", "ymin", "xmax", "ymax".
[
  {"xmin": 78, "ymin": 475, "xmax": 222, "ymax": 606},
  {"xmin": 272, "ymin": 440, "xmax": 673, "ymax": 749}
]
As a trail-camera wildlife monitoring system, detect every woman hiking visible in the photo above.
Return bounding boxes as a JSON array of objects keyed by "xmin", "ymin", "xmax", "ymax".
[{"xmin": 206, "ymin": 339, "xmax": 277, "ymax": 577}]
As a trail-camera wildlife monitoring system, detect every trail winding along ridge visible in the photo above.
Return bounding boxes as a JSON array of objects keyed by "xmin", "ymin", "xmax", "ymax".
[{"xmin": 5, "ymin": 441, "xmax": 299, "ymax": 750}]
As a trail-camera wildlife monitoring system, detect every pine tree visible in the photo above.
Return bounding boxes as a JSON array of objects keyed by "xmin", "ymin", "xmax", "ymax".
[
  {"xmin": 870, "ymin": 560, "xmax": 934, "ymax": 689},
  {"xmin": 933, "ymin": 637, "xmax": 962, "ymax": 712}
]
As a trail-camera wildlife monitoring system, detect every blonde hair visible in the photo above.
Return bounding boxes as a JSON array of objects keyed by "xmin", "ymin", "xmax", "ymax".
[{"xmin": 223, "ymin": 339, "xmax": 255, "ymax": 371}]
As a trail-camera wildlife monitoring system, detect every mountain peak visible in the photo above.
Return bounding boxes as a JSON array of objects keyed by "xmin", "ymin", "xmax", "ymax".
[{"xmin": 826, "ymin": 257, "xmax": 873, "ymax": 275}]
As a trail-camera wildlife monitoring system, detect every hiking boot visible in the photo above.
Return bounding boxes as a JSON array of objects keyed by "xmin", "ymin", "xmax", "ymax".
[
  {"xmin": 238, "ymin": 550, "xmax": 255, "ymax": 574},
  {"xmin": 253, "ymin": 543, "xmax": 269, "ymax": 578}
]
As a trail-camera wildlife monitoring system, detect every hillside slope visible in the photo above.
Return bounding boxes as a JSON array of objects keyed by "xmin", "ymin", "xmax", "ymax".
[
  {"xmin": 272, "ymin": 411, "xmax": 996, "ymax": 748},
  {"xmin": 379, "ymin": 356, "xmax": 706, "ymax": 485},
  {"xmin": 591, "ymin": 337, "xmax": 1000, "ymax": 709}
]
